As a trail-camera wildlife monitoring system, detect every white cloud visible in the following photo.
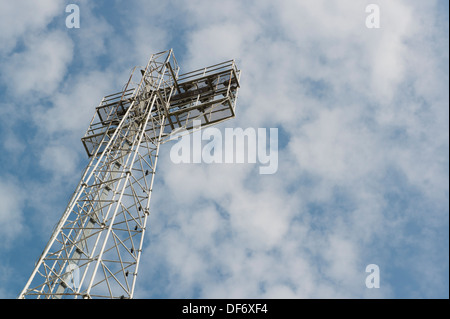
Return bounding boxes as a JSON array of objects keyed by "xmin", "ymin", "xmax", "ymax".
[
  {"xmin": 1, "ymin": 30, "xmax": 74, "ymax": 96},
  {"xmin": 0, "ymin": 179, "xmax": 26, "ymax": 247},
  {"xmin": 38, "ymin": 144, "xmax": 79, "ymax": 177},
  {"xmin": 0, "ymin": 0, "xmax": 446, "ymax": 299},
  {"xmin": 0, "ymin": 0, "xmax": 60, "ymax": 54},
  {"xmin": 33, "ymin": 70, "xmax": 117, "ymax": 136},
  {"xmin": 69, "ymin": 1, "xmax": 114, "ymax": 64},
  {"xmin": 133, "ymin": 0, "xmax": 448, "ymax": 299}
]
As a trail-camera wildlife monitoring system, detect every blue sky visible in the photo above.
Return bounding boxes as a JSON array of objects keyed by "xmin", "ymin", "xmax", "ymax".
[{"xmin": 0, "ymin": 0, "xmax": 448, "ymax": 299}]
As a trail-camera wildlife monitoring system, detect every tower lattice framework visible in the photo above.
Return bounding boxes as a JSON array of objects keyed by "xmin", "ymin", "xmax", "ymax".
[{"xmin": 19, "ymin": 49, "xmax": 240, "ymax": 299}]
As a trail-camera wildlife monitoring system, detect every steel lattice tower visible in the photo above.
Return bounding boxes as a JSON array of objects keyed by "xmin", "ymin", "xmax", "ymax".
[{"xmin": 19, "ymin": 49, "xmax": 241, "ymax": 299}]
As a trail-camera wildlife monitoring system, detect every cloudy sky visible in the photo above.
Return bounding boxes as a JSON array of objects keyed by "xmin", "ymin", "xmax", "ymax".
[{"xmin": 0, "ymin": 0, "xmax": 448, "ymax": 299}]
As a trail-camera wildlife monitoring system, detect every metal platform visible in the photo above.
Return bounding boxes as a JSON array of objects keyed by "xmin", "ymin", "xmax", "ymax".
[{"xmin": 82, "ymin": 54, "xmax": 240, "ymax": 157}]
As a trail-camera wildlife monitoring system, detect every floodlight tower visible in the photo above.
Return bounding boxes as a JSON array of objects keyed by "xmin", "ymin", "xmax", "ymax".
[{"xmin": 19, "ymin": 49, "xmax": 241, "ymax": 299}]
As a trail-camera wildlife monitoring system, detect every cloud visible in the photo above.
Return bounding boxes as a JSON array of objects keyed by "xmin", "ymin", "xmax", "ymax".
[
  {"xmin": 0, "ymin": 0, "xmax": 60, "ymax": 54},
  {"xmin": 133, "ymin": 0, "xmax": 448, "ymax": 299},
  {"xmin": 0, "ymin": 179, "xmax": 26, "ymax": 247},
  {"xmin": 38, "ymin": 144, "xmax": 79, "ymax": 178},
  {"xmin": 1, "ymin": 30, "xmax": 74, "ymax": 97},
  {"xmin": 0, "ymin": 0, "xmax": 447, "ymax": 299},
  {"xmin": 33, "ymin": 70, "xmax": 117, "ymax": 136}
]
